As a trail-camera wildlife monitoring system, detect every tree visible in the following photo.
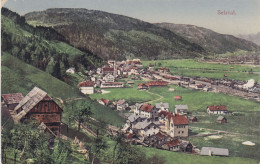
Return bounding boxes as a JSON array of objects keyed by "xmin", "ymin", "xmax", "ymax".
[
  {"xmin": 51, "ymin": 139, "xmax": 71, "ymax": 164},
  {"xmin": 90, "ymin": 132, "xmax": 108, "ymax": 164},
  {"xmin": 72, "ymin": 101, "xmax": 93, "ymax": 131}
]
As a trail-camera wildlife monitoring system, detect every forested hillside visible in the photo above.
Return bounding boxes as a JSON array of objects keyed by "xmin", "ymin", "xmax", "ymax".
[
  {"xmin": 1, "ymin": 8, "xmax": 103, "ymax": 80},
  {"xmin": 25, "ymin": 8, "xmax": 205, "ymax": 60}
]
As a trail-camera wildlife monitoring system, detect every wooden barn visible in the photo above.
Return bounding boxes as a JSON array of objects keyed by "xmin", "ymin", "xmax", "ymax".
[
  {"xmin": 13, "ymin": 87, "xmax": 63, "ymax": 135},
  {"xmin": 1, "ymin": 93, "xmax": 24, "ymax": 110}
]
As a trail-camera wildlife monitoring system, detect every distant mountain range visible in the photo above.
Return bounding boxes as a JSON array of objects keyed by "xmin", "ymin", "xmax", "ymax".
[
  {"xmin": 23, "ymin": 8, "xmax": 259, "ymax": 60},
  {"xmin": 237, "ymin": 32, "xmax": 260, "ymax": 46},
  {"xmin": 156, "ymin": 23, "xmax": 260, "ymax": 54}
]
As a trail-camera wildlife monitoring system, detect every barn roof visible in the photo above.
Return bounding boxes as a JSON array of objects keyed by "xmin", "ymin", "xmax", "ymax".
[
  {"xmin": 208, "ymin": 106, "xmax": 227, "ymax": 111},
  {"xmin": 217, "ymin": 116, "xmax": 226, "ymax": 121},
  {"xmin": 167, "ymin": 115, "xmax": 188, "ymax": 125},
  {"xmin": 13, "ymin": 87, "xmax": 52, "ymax": 122},
  {"xmin": 1, "ymin": 93, "xmax": 24, "ymax": 105}
]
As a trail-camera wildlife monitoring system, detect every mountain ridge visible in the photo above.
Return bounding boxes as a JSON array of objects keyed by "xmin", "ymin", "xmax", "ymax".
[
  {"xmin": 24, "ymin": 8, "xmax": 206, "ymax": 60},
  {"xmin": 155, "ymin": 22, "xmax": 260, "ymax": 54}
]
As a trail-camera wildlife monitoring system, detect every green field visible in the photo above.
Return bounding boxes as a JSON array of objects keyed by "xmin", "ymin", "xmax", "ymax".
[
  {"xmin": 142, "ymin": 146, "xmax": 258, "ymax": 164},
  {"xmin": 142, "ymin": 59, "xmax": 260, "ymax": 82},
  {"xmin": 105, "ymin": 138, "xmax": 258, "ymax": 164},
  {"xmin": 149, "ymin": 85, "xmax": 260, "ymax": 112},
  {"xmin": 89, "ymin": 80, "xmax": 160, "ymax": 104}
]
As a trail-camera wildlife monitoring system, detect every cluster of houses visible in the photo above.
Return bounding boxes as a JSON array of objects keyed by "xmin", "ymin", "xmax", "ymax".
[
  {"xmin": 121, "ymin": 102, "xmax": 194, "ymax": 152},
  {"xmin": 1, "ymin": 87, "xmax": 63, "ymax": 136},
  {"xmin": 77, "ymin": 59, "xmax": 146, "ymax": 94}
]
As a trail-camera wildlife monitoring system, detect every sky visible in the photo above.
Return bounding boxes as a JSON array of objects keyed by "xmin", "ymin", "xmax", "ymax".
[{"xmin": 3, "ymin": 0, "xmax": 260, "ymax": 35}]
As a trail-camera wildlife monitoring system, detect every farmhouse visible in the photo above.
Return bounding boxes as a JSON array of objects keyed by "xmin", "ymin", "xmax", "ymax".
[
  {"xmin": 207, "ymin": 105, "xmax": 227, "ymax": 115},
  {"xmin": 97, "ymin": 98, "xmax": 109, "ymax": 106},
  {"xmin": 200, "ymin": 147, "xmax": 229, "ymax": 156},
  {"xmin": 116, "ymin": 99, "xmax": 129, "ymax": 111},
  {"xmin": 13, "ymin": 87, "xmax": 63, "ymax": 135},
  {"xmin": 155, "ymin": 102, "xmax": 169, "ymax": 112},
  {"xmin": 78, "ymin": 81, "xmax": 95, "ymax": 94},
  {"xmin": 1, "ymin": 93, "xmax": 24, "ymax": 110},
  {"xmin": 134, "ymin": 103, "xmax": 159, "ymax": 119},
  {"xmin": 165, "ymin": 114, "xmax": 189, "ymax": 138},
  {"xmin": 100, "ymin": 82, "xmax": 124, "ymax": 88},
  {"xmin": 180, "ymin": 142, "xmax": 193, "ymax": 152},
  {"xmin": 175, "ymin": 105, "xmax": 188, "ymax": 115},
  {"xmin": 162, "ymin": 139, "xmax": 180, "ymax": 151},
  {"xmin": 217, "ymin": 116, "xmax": 227, "ymax": 124}
]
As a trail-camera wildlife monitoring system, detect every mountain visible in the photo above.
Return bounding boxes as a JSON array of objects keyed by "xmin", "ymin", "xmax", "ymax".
[
  {"xmin": 156, "ymin": 23, "xmax": 260, "ymax": 54},
  {"xmin": 24, "ymin": 8, "xmax": 205, "ymax": 60},
  {"xmin": 1, "ymin": 8, "xmax": 103, "ymax": 80},
  {"xmin": 237, "ymin": 32, "xmax": 260, "ymax": 46}
]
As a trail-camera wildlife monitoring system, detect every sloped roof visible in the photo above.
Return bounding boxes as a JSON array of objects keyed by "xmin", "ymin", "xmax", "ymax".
[
  {"xmin": 117, "ymin": 99, "xmax": 126, "ymax": 105},
  {"xmin": 200, "ymin": 147, "xmax": 229, "ymax": 156},
  {"xmin": 140, "ymin": 104, "xmax": 155, "ymax": 112},
  {"xmin": 1, "ymin": 93, "xmax": 24, "ymax": 105},
  {"xmin": 98, "ymin": 98, "xmax": 109, "ymax": 105},
  {"xmin": 158, "ymin": 111, "xmax": 171, "ymax": 117},
  {"xmin": 166, "ymin": 139, "xmax": 180, "ymax": 147},
  {"xmin": 217, "ymin": 116, "xmax": 226, "ymax": 121},
  {"xmin": 155, "ymin": 102, "xmax": 169, "ymax": 109},
  {"xmin": 175, "ymin": 105, "xmax": 188, "ymax": 110},
  {"xmin": 174, "ymin": 96, "xmax": 182, "ymax": 100},
  {"xmin": 13, "ymin": 87, "xmax": 51, "ymax": 122},
  {"xmin": 167, "ymin": 115, "xmax": 188, "ymax": 125},
  {"xmin": 78, "ymin": 81, "xmax": 95, "ymax": 87},
  {"xmin": 133, "ymin": 120, "xmax": 156, "ymax": 130},
  {"xmin": 208, "ymin": 106, "xmax": 227, "ymax": 111},
  {"xmin": 147, "ymin": 81, "xmax": 168, "ymax": 86}
]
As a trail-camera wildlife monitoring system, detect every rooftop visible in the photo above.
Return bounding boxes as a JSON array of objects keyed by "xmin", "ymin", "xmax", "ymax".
[
  {"xmin": 208, "ymin": 106, "xmax": 227, "ymax": 111},
  {"xmin": 200, "ymin": 147, "xmax": 229, "ymax": 156},
  {"xmin": 1, "ymin": 93, "xmax": 24, "ymax": 105}
]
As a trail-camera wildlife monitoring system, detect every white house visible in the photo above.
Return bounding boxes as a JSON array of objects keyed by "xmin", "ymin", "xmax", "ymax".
[
  {"xmin": 155, "ymin": 102, "xmax": 169, "ymax": 112},
  {"xmin": 134, "ymin": 103, "xmax": 159, "ymax": 119},
  {"xmin": 78, "ymin": 81, "xmax": 95, "ymax": 94},
  {"xmin": 66, "ymin": 67, "xmax": 76, "ymax": 74},
  {"xmin": 133, "ymin": 120, "xmax": 160, "ymax": 137},
  {"xmin": 165, "ymin": 114, "xmax": 189, "ymax": 138},
  {"xmin": 116, "ymin": 99, "xmax": 129, "ymax": 111},
  {"xmin": 207, "ymin": 106, "xmax": 227, "ymax": 115}
]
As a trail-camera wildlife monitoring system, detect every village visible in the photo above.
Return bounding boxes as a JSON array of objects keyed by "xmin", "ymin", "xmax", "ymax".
[
  {"xmin": 2, "ymin": 58, "xmax": 259, "ymax": 160},
  {"xmin": 69, "ymin": 59, "xmax": 260, "ymax": 157}
]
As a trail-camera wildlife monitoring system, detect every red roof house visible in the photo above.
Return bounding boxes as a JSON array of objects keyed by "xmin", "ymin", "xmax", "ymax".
[
  {"xmin": 78, "ymin": 81, "xmax": 95, "ymax": 87},
  {"xmin": 174, "ymin": 96, "xmax": 182, "ymax": 101},
  {"xmin": 207, "ymin": 105, "xmax": 227, "ymax": 115}
]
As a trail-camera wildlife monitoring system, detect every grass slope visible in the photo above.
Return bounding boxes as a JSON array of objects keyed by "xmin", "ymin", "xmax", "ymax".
[{"xmin": 1, "ymin": 53, "xmax": 124, "ymax": 126}]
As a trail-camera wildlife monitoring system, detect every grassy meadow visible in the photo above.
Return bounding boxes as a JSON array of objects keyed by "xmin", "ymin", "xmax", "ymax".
[
  {"xmin": 142, "ymin": 59, "xmax": 260, "ymax": 82},
  {"xmin": 89, "ymin": 80, "xmax": 160, "ymax": 104}
]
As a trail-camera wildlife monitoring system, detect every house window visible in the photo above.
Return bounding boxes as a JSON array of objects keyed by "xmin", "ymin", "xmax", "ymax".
[
  {"xmin": 178, "ymin": 131, "xmax": 180, "ymax": 134},
  {"xmin": 182, "ymin": 131, "xmax": 184, "ymax": 133}
]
